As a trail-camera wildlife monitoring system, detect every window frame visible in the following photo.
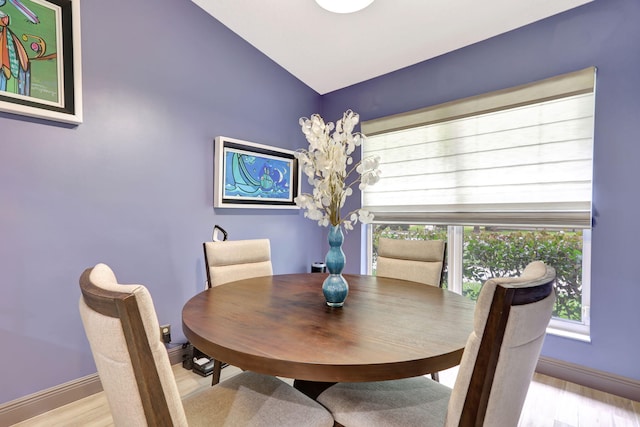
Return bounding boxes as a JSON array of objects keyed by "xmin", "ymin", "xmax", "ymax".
[
  {"xmin": 361, "ymin": 67, "xmax": 596, "ymax": 342},
  {"xmin": 365, "ymin": 223, "xmax": 591, "ymax": 341}
]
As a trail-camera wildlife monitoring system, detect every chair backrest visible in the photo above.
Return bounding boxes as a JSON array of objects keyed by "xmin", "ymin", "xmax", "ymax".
[
  {"xmin": 376, "ymin": 237, "xmax": 446, "ymax": 287},
  {"xmin": 446, "ymin": 261, "xmax": 556, "ymax": 427},
  {"xmin": 78, "ymin": 263, "xmax": 187, "ymax": 426},
  {"xmin": 203, "ymin": 239, "xmax": 273, "ymax": 288}
]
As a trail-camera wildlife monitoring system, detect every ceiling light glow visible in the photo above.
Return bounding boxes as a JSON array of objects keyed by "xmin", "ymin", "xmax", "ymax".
[{"xmin": 315, "ymin": 0, "xmax": 374, "ymax": 14}]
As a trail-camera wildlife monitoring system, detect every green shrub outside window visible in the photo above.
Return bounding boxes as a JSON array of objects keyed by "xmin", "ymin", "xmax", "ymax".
[{"xmin": 372, "ymin": 224, "xmax": 583, "ymax": 321}]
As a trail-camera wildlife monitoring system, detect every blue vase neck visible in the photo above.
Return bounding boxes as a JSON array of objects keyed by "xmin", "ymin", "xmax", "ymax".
[
  {"xmin": 325, "ymin": 225, "xmax": 346, "ymax": 275},
  {"xmin": 328, "ymin": 224, "xmax": 344, "ymax": 246}
]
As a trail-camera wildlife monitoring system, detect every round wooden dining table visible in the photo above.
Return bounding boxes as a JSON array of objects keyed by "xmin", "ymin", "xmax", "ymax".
[{"xmin": 182, "ymin": 273, "xmax": 475, "ymax": 386}]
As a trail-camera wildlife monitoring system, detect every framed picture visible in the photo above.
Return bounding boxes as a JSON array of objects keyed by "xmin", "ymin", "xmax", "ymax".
[
  {"xmin": 214, "ymin": 136, "xmax": 300, "ymax": 209},
  {"xmin": 0, "ymin": 0, "xmax": 82, "ymax": 124}
]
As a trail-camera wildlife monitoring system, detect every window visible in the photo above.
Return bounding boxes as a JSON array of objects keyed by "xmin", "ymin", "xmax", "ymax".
[
  {"xmin": 363, "ymin": 68, "xmax": 595, "ymax": 340},
  {"xmin": 369, "ymin": 224, "xmax": 591, "ymax": 340}
]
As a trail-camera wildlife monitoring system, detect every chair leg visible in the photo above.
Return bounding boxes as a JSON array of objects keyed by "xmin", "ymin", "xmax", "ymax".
[
  {"xmin": 431, "ymin": 371, "xmax": 440, "ymax": 382},
  {"xmin": 211, "ymin": 360, "xmax": 223, "ymax": 386},
  {"xmin": 293, "ymin": 379, "xmax": 336, "ymax": 400}
]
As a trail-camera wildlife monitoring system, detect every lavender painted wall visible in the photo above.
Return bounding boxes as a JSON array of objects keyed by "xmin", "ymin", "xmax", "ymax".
[
  {"xmin": 2, "ymin": 0, "xmax": 639, "ymax": 407},
  {"xmin": 324, "ymin": 0, "xmax": 640, "ymax": 381},
  {"xmin": 0, "ymin": 0, "xmax": 325, "ymax": 404}
]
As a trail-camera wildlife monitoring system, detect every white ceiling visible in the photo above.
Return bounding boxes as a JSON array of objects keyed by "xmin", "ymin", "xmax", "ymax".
[{"xmin": 191, "ymin": 0, "xmax": 592, "ymax": 95}]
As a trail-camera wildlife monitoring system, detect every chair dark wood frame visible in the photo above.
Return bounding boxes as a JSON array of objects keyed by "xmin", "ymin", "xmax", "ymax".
[
  {"xmin": 203, "ymin": 239, "xmax": 273, "ymax": 386},
  {"xmin": 320, "ymin": 266, "xmax": 555, "ymax": 427},
  {"xmin": 438, "ymin": 242, "xmax": 447, "ymax": 289},
  {"xmin": 432, "ymin": 241, "xmax": 446, "ymax": 382},
  {"xmin": 460, "ymin": 275, "xmax": 555, "ymax": 426},
  {"xmin": 202, "ymin": 242, "xmax": 226, "ymax": 386},
  {"xmin": 79, "ymin": 268, "xmax": 173, "ymax": 426},
  {"xmin": 376, "ymin": 238, "xmax": 447, "ymax": 382},
  {"xmin": 203, "ymin": 242, "xmax": 215, "ymax": 290}
]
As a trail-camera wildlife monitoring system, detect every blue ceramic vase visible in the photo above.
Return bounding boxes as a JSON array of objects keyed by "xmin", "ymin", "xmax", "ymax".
[{"xmin": 323, "ymin": 224, "xmax": 348, "ymax": 307}]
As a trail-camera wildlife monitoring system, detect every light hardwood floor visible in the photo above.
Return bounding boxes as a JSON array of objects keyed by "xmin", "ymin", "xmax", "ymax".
[{"xmin": 11, "ymin": 365, "xmax": 640, "ymax": 426}]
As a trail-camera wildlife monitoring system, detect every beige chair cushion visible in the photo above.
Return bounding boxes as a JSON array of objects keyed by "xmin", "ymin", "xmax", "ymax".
[
  {"xmin": 204, "ymin": 239, "xmax": 273, "ymax": 287},
  {"xmin": 80, "ymin": 263, "xmax": 333, "ymax": 427},
  {"xmin": 446, "ymin": 261, "xmax": 555, "ymax": 426},
  {"xmin": 184, "ymin": 371, "xmax": 334, "ymax": 427},
  {"xmin": 376, "ymin": 238, "xmax": 445, "ymax": 286},
  {"xmin": 79, "ymin": 264, "xmax": 188, "ymax": 426},
  {"xmin": 318, "ymin": 261, "xmax": 555, "ymax": 427},
  {"xmin": 317, "ymin": 376, "xmax": 451, "ymax": 427}
]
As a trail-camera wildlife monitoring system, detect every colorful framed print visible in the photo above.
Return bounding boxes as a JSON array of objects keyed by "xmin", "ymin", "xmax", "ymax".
[
  {"xmin": 0, "ymin": 0, "xmax": 82, "ymax": 124},
  {"xmin": 214, "ymin": 136, "xmax": 300, "ymax": 209}
]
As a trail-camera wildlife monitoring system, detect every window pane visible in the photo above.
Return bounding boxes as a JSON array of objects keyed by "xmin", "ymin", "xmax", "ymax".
[
  {"xmin": 463, "ymin": 226, "xmax": 583, "ymax": 322},
  {"xmin": 370, "ymin": 224, "xmax": 585, "ymax": 323}
]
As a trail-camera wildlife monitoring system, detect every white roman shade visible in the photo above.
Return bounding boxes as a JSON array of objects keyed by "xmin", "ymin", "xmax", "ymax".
[{"xmin": 361, "ymin": 67, "xmax": 596, "ymax": 228}]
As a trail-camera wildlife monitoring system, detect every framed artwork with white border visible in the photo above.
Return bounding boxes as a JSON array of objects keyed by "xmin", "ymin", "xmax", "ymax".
[
  {"xmin": 0, "ymin": 0, "xmax": 83, "ymax": 124},
  {"xmin": 214, "ymin": 136, "xmax": 300, "ymax": 209}
]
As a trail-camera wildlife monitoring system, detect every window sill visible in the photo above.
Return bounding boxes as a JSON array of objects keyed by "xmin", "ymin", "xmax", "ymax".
[{"xmin": 546, "ymin": 325, "xmax": 591, "ymax": 343}]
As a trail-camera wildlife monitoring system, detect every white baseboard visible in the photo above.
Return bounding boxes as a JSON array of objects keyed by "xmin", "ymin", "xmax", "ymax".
[
  {"xmin": 536, "ymin": 356, "xmax": 640, "ymax": 402},
  {"xmin": 0, "ymin": 346, "xmax": 186, "ymax": 426},
  {"xmin": 1, "ymin": 351, "xmax": 637, "ymax": 425}
]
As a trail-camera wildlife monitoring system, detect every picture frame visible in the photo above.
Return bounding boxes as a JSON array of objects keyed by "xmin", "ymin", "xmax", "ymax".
[
  {"xmin": 214, "ymin": 136, "xmax": 300, "ymax": 209},
  {"xmin": 0, "ymin": 0, "xmax": 83, "ymax": 125}
]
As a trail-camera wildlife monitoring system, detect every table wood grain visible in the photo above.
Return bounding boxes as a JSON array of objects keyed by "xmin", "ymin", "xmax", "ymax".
[{"xmin": 182, "ymin": 273, "xmax": 475, "ymax": 383}]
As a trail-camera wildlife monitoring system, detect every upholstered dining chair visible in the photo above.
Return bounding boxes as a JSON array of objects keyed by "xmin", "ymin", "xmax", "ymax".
[
  {"xmin": 376, "ymin": 237, "xmax": 446, "ymax": 287},
  {"xmin": 317, "ymin": 261, "xmax": 556, "ymax": 427},
  {"xmin": 79, "ymin": 263, "xmax": 333, "ymax": 427},
  {"xmin": 202, "ymin": 238, "xmax": 273, "ymax": 384},
  {"xmin": 376, "ymin": 237, "xmax": 446, "ymax": 381},
  {"xmin": 203, "ymin": 238, "xmax": 273, "ymax": 289}
]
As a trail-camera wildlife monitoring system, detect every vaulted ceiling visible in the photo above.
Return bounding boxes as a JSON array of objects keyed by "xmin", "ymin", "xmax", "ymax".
[{"xmin": 192, "ymin": 0, "xmax": 592, "ymax": 94}]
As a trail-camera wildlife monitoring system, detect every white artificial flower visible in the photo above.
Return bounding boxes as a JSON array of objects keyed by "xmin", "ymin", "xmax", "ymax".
[
  {"xmin": 296, "ymin": 110, "xmax": 381, "ymax": 229},
  {"xmin": 358, "ymin": 209, "xmax": 374, "ymax": 224}
]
